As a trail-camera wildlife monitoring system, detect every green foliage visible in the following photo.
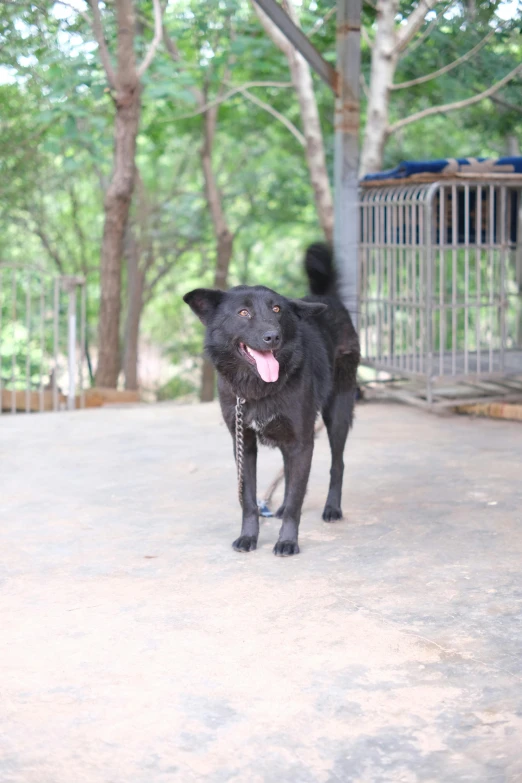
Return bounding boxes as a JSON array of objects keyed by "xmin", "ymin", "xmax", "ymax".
[
  {"xmin": 156, "ymin": 374, "xmax": 197, "ymax": 400},
  {"xmin": 0, "ymin": 0, "xmax": 520, "ymax": 394}
]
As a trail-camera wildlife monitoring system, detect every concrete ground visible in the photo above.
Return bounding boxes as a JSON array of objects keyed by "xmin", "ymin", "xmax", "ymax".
[{"xmin": 1, "ymin": 401, "xmax": 522, "ymax": 783}]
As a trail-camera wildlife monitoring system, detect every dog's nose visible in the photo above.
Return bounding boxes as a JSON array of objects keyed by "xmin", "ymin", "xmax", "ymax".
[{"xmin": 263, "ymin": 330, "xmax": 281, "ymax": 347}]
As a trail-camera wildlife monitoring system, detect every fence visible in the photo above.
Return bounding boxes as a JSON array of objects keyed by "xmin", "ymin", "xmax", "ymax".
[
  {"xmin": 359, "ymin": 179, "xmax": 522, "ymax": 408},
  {"xmin": 0, "ymin": 264, "xmax": 86, "ymax": 414}
]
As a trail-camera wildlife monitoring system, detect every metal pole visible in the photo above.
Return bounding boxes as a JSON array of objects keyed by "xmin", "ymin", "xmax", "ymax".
[
  {"xmin": 11, "ymin": 268, "xmax": 16, "ymax": 414},
  {"xmin": 0, "ymin": 268, "xmax": 3, "ymax": 416},
  {"xmin": 80, "ymin": 284, "xmax": 86, "ymax": 410},
  {"xmin": 334, "ymin": 0, "xmax": 361, "ymax": 329},
  {"xmin": 25, "ymin": 272, "xmax": 31, "ymax": 413},
  {"xmin": 67, "ymin": 285, "xmax": 77, "ymax": 411},
  {"xmin": 53, "ymin": 277, "xmax": 59, "ymax": 412}
]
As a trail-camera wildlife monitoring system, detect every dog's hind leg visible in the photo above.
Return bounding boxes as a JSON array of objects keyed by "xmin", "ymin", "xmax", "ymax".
[
  {"xmin": 321, "ymin": 390, "xmax": 355, "ymax": 521},
  {"xmin": 274, "ymin": 458, "xmax": 289, "ymax": 518},
  {"xmin": 232, "ymin": 428, "xmax": 259, "ymax": 552}
]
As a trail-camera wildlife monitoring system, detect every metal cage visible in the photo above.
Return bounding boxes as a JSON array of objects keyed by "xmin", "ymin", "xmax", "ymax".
[
  {"xmin": 359, "ymin": 178, "xmax": 522, "ymax": 408},
  {"xmin": 0, "ymin": 263, "xmax": 86, "ymax": 414}
]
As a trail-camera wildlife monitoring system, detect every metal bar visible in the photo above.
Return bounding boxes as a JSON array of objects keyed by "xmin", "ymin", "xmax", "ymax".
[
  {"xmin": 377, "ymin": 193, "xmax": 383, "ymax": 361},
  {"xmin": 334, "ymin": 0, "xmax": 361, "ymax": 328},
  {"xmin": 439, "ymin": 186, "xmax": 446, "ymax": 375},
  {"xmin": 252, "ymin": 0, "xmax": 338, "ymax": 93},
  {"xmin": 390, "ymin": 195, "xmax": 396, "ymax": 362},
  {"xmin": 464, "ymin": 185, "xmax": 469, "ymax": 375},
  {"xmin": 80, "ymin": 283, "xmax": 86, "ymax": 410},
  {"xmin": 418, "ymin": 196, "xmax": 424, "ymax": 374},
  {"xmin": 40, "ymin": 278, "xmax": 45, "ymax": 413},
  {"xmin": 360, "ymin": 297, "xmax": 496, "ymax": 310},
  {"xmin": 425, "ymin": 191, "xmax": 434, "ymax": 404},
  {"xmin": 25, "ymin": 272, "xmax": 31, "ymax": 413},
  {"xmin": 11, "ymin": 268, "xmax": 16, "ymax": 414},
  {"xmin": 398, "ymin": 198, "xmax": 404, "ymax": 371},
  {"xmin": 360, "ymin": 357, "xmax": 520, "ymax": 384},
  {"xmin": 0, "ymin": 268, "xmax": 3, "ymax": 416},
  {"xmin": 67, "ymin": 285, "xmax": 77, "ymax": 411},
  {"xmin": 451, "ymin": 185, "xmax": 452, "ymax": 375},
  {"xmin": 406, "ymin": 202, "xmax": 412, "ymax": 372},
  {"xmin": 500, "ymin": 186, "xmax": 506, "ymax": 371},
  {"xmin": 53, "ymin": 277, "xmax": 59, "ymax": 412},
  {"xmin": 489, "ymin": 185, "xmax": 494, "ymax": 373},
  {"xmin": 476, "ymin": 185, "xmax": 482, "ymax": 374}
]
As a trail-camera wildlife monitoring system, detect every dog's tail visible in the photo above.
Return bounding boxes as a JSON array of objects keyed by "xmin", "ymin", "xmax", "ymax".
[{"xmin": 304, "ymin": 243, "xmax": 336, "ymax": 297}]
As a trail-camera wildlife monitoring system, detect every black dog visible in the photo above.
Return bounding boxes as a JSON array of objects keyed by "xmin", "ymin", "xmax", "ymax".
[{"xmin": 184, "ymin": 243, "xmax": 360, "ymax": 556}]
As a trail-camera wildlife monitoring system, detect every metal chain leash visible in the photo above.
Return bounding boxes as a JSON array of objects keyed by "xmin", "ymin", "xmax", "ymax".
[{"xmin": 235, "ymin": 396, "xmax": 245, "ymax": 507}]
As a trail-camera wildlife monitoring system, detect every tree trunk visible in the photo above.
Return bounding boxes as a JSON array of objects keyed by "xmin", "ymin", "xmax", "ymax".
[
  {"xmin": 254, "ymin": 0, "xmax": 334, "ymax": 243},
  {"xmin": 199, "ymin": 99, "xmax": 234, "ymax": 403},
  {"xmin": 360, "ymin": 0, "xmax": 399, "ymax": 176},
  {"xmin": 96, "ymin": 90, "xmax": 141, "ymax": 387},
  {"xmin": 199, "ymin": 229, "xmax": 234, "ymax": 402},
  {"xmin": 95, "ymin": 0, "xmax": 141, "ymax": 388},
  {"xmin": 506, "ymin": 134, "xmax": 520, "ymax": 156},
  {"xmin": 288, "ymin": 53, "xmax": 334, "ymax": 242},
  {"xmin": 200, "ymin": 359, "xmax": 215, "ymax": 402},
  {"xmin": 123, "ymin": 230, "xmax": 145, "ymax": 391},
  {"xmin": 283, "ymin": 1, "xmax": 333, "ymax": 243}
]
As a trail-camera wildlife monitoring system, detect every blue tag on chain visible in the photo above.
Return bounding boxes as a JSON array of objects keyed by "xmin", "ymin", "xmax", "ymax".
[{"xmin": 257, "ymin": 500, "xmax": 274, "ymax": 518}]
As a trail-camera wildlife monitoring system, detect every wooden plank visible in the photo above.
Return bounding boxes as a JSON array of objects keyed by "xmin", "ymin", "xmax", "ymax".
[
  {"xmin": 1, "ymin": 387, "xmax": 140, "ymax": 412},
  {"xmin": 360, "ymin": 173, "xmax": 522, "ymax": 188},
  {"xmin": 455, "ymin": 402, "xmax": 522, "ymax": 422},
  {"xmin": 1, "ymin": 389, "xmax": 56, "ymax": 412},
  {"xmin": 87, "ymin": 387, "xmax": 140, "ymax": 405}
]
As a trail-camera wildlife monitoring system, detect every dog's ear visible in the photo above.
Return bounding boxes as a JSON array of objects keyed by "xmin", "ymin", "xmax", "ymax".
[
  {"xmin": 291, "ymin": 300, "xmax": 328, "ymax": 319},
  {"xmin": 183, "ymin": 288, "xmax": 224, "ymax": 325}
]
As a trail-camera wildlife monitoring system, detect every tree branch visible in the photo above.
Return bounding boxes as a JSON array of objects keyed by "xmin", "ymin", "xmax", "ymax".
[
  {"xmin": 34, "ymin": 225, "xmax": 65, "ymax": 274},
  {"xmin": 306, "ymin": 5, "xmax": 337, "ymax": 37},
  {"xmin": 361, "ymin": 24, "xmax": 373, "ymax": 49},
  {"xmin": 137, "ymin": 0, "xmax": 163, "ymax": 78},
  {"xmin": 389, "ymin": 61, "xmax": 522, "ymax": 134},
  {"xmin": 488, "ymin": 93, "xmax": 522, "ymax": 116},
  {"xmin": 392, "ymin": 27, "xmax": 497, "ymax": 90},
  {"xmin": 53, "ymin": 0, "xmax": 91, "ymax": 26},
  {"xmin": 232, "ymin": 85, "xmax": 305, "ymax": 146},
  {"xmin": 360, "ymin": 72, "xmax": 369, "ymax": 99},
  {"xmin": 68, "ymin": 184, "xmax": 89, "ymax": 276},
  {"xmin": 87, "ymin": 0, "xmax": 118, "ymax": 89},
  {"xmin": 144, "ymin": 239, "xmax": 198, "ymax": 298},
  {"xmin": 395, "ymin": 0, "xmax": 441, "ymax": 55},
  {"xmin": 162, "ymin": 25, "xmax": 203, "ymax": 106},
  {"xmin": 163, "ymin": 81, "xmax": 293, "ymax": 122},
  {"xmin": 399, "ymin": 0, "xmax": 457, "ymax": 58}
]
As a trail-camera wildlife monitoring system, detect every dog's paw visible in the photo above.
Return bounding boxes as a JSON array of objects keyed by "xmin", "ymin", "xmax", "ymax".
[
  {"xmin": 273, "ymin": 540, "xmax": 300, "ymax": 557},
  {"xmin": 274, "ymin": 504, "xmax": 286, "ymax": 519},
  {"xmin": 232, "ymin": 535, "xmax": 257, "ymax": 552},
  {"xmin": 322, "ymin": 505, "xmax": 343, "ymax": 522}
]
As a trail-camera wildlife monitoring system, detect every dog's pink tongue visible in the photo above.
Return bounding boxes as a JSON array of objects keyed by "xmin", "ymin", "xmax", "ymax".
[{"xmin": 248, "ymin": 347, "xmax": 279, "ymax": 382}]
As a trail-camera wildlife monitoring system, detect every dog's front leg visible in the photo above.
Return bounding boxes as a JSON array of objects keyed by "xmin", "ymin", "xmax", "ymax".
[
  {"xmin": 232, "ymin": 428, "xmax": 259, "ymax": 552},
  {"xmin": 274, "ymin": 439, "xmax": 314, "ymax": 557}
]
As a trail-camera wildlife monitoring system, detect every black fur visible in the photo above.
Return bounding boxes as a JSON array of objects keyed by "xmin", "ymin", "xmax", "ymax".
[{"xmin": 183, "ymin": 243, "xmax": 360, "ymax": 557}]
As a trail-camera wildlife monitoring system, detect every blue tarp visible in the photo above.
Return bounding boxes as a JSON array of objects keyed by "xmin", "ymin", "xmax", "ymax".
[{"xmin": 362, "ymin": 157, "xmax": 522, "ymax": 181}]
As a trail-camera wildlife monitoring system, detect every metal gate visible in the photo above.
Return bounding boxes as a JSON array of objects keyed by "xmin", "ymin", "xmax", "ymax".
[
  {"xmin": 0, "ymin": 264, "xmax": 86, "ymax": 414},
  {"xmin": 359, "ymin": 179, "xmax": 522, "ymax": 408}
]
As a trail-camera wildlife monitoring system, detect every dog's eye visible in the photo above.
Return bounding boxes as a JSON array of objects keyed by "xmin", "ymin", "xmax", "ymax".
[
  {"xmin": 238, "ymin": 309, "xmax": 250, "ymax": 317},
  {"xmin": 272, "ymin": 305, "xmax": 281, "ymax": 313}
]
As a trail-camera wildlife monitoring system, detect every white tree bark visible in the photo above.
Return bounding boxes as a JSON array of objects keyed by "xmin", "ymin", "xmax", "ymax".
[
  {"xmin": 360, "ymin": 0, "xmax": 399, "ymax": 177},
  {"xmin": 360, "ymin": 0, "xmax": 442, "ymax": 176},
  {"xmin": 253, "ymin": 0, "xmax": 334, "ymax": 243}
]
